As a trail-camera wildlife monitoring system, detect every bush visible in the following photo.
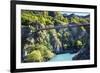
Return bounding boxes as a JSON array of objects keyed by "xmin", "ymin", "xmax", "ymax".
[
  {"xmin": 26, "ymin": 44, "xmax": 54, "ymax": 62},
  {"xmin": 76, "ymin": 40, "xmax": 83, "ymax": 48},
  {"xmin": 80, "ymin": 26, "xmax": 86, "ymax": 31},
  {"xmin": 71, "ymin": 16, "xmax": 80, "ymax": 24},
  {"xmin": 45, "ymin": 19, "xmax": 53, "ymax": 25},
  {"xmin": 25, "ymin": 44, "xmax": 35, "ymax": 54},
  {"xmin": 79, "ymin": 18, "xmax": 88, "ymax": 24},
  {"xmin": 27, "ymin": 50, "xmax": 43, "ymax": 62},
  {"xmin": 64, "ymin": 44, "xmax": 68, "ymax": 49},
  {"xmin": 21, "ymin": 12, "xmax": 38, "ymax": 25},
  {"xmin": 44, "ymin": 50, "xmax": 55, "ymax": 59},
  {"xmin": 54, "ymin": 19, "xmax": 64, "ymax": 25}
]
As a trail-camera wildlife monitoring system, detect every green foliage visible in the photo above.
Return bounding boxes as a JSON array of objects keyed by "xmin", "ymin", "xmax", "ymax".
[
  {"xmin": 27, "ymin": 50, "xmax": 43, "ymax": 62},
  {"xmin": 21, "ymin": 10, "xmax": 53, "ymax": 26},
  {"xmin": 75, "ymin": 40, "xmax": 83, "ymax": 48},
  {"xmin": 53, "ymin": 12, "xmax": 68, "ymax": 25},
  {"xmin": 26, "ymin": 43, "xmax": 54, "ymax": 62},
  {"xmin": 38, "ymin": 16, "xmax": 46, "ymax": 24},
  {"xmin": 21, "ymin": 10, "xmax": 69, "ymax": 26},
  {"xmin": 45, "ymin": 18, "xmax": 53, "ymax": 25},
  {"xmin": 25, "ymin": 44, "xmax": 35, "ymax": 54},
  {"xmin": 44, "ymin": 50, "xmax": 55, "ymax": 59},
  {"xmin": 57, "ymin": 32, "xmax": 62, "ymax": 38},
  {"xmin": 30, "ymin": 26, "xmax": 35, "ymax": 32},
  {"xmin": 64, "ymin": 44, "xmax": 68, "ymax": 49},
  {"xmin": 79, "ymin": 18, "xmax": 88, "ymax": 23},
  {"xmin": 21, "ymin": 11, "xmax": 38, "ymax": 25},
  {"xmin": 70, "ymin": 16, "xmax": 89, "ymax": 24},
  {"xmin": 21, "ymin": 10, "xmax": 89, "ymax": 27},
  {"xmin": 71, "ymin": 16, "xmax": 80, "ymax": 24},
  {"xmin": 54, "ymin": 19, "xmax": 63, "ymax": 25},
  {"xmin": 63, "ymin": 32, "xmax": 70, "ymax": 37},
  {"xmin": 80, "ymin": 26, "xmax": 86, "ymax": 31}
]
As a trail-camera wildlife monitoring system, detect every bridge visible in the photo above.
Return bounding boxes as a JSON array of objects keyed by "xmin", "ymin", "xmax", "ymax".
[{"xmin": 36, "ymin": 23, "xmax": 90, "ymax": 32}]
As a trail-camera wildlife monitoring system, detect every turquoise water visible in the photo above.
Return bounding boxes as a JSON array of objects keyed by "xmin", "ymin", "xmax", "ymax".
[{"xmin": 49, "ymin": 53, "xmax": 75, "ymax": 62}]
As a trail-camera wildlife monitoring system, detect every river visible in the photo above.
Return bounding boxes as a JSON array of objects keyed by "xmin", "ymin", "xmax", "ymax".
[{"xmin": 48, "ymin": 53, "xmax": 76, "ymax": 62}]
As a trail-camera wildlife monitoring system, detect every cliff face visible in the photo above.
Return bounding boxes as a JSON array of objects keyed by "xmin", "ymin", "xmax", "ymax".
[
  {"xmin": 72, "ymin": 48, "xmax": 90, "ymax": 60},
  {"xmin": 72, "ymin": 28, "xmax": 90, "ymax": 60},
  {"xmin": 21, "ymin": 24, "xmax": 90, "ymax": 62}
]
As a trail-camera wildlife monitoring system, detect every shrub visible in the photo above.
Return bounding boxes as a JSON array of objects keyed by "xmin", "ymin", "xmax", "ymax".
[
  {"xmin": 76, "ymin": 40, "xmax": 83, "ymax": 48},
  {"xmin": 71, "ymin": 16, "xmax": 80, "ymax": 24},
  {"xmin": 79, "ymin": 18, "xmax": 88, "ymax": 24},
  {"xmin": 25, "ymin": 44, "xmax": 35, "ymax": 53},
  {"xmin": 64, "ymin": 44, "xmax": 68, "ymax": 49},
  {"xmin": 44, "ymin": 50, "xmax": 55, "ymax": 59},
  {"xmin": 45, "ymin": 19, "xmax": 53, "ymax": 25},
  {"xmin": 80, "ymin": 26, "xmax": 86, "ymax": 31},
  {"xmin": 27, "ymin": 50, "xmax": 43, "ymax": 62}
]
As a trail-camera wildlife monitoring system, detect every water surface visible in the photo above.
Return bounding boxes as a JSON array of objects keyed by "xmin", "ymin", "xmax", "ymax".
[{"xmin": 49, "ymin": 53, "xmax": 76, "ymax": 62}]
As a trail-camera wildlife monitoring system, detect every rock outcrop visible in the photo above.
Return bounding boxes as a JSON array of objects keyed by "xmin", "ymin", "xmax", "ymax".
[{"xmin": 72, "ymin": 48, "xmax": 90, "ymax": 60}]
